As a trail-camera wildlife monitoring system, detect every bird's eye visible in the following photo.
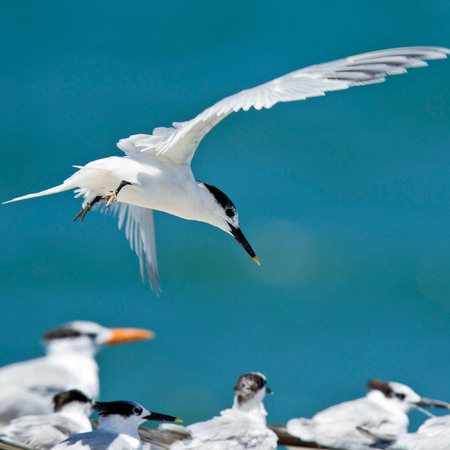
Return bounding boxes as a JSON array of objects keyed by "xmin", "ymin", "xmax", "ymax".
[
  {"xmin": 395, "ymin": 393, "xmax": 406, "ymax": 400},
  {"xmin": 132, "ymin": 407, "xmax": 142, "ymax": 415},
  {"xmin": 225, "ymin": 208, "xmax": 235, "ymax": 218}
]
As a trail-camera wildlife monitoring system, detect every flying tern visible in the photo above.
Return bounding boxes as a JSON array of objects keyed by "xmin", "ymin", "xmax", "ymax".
[
  {"xmin": 0, "ymin": 321, "xmax": 153, "ymax": 424},
  {"xmin": 53, "ymin": 400, "xmax": 181, "ymax": 450},
  {"xmin": 0, "ymin": 389, "xmax": 92, "ymax": 449},
  {"xmin": 168, "ymin": 372, "xmax": 278, "ymax": 449},
  {"xmin": 5, "ymin": 46, "xmax": 449, "ymax": 292},
  {"xmin": 286, "ymin": 379, "xmax": 450, "ymax": 449}
]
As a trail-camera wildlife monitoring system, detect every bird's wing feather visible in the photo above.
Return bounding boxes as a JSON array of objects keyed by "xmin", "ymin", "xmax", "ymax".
[
  {"xmin": 111, "ymin": 203, "xmax": 161, "ymax": 293},
  {"xmin": 175, "ymin": 409, "xmax": 277, "ymax": 449},
  {"xmin": 76, "ymin": 188, "xmax": 161, "ymax": 293},
  {"xmin": 117, "ymin": 46, "xmax": 449, "ymax": 165},
  {"xmin": 139, "ymin": 424, "xmax": 191, "ymax": 450},
  {"xmin": 287, "ymin": 397, "xmax": 398, "ymax": 443},
  {"xmin": 53, "ymin": 431, "xmax": 119, "ymax": 450},
  {"xmin": 0, "ymin": 438, "xmax": 32, "ymax": 450}
]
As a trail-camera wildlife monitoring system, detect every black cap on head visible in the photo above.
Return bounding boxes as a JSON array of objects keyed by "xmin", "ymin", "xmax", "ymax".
[
  {"xmin": 94, "ymin": 401, "xmax": 142, "ymax": 418},
  {"xmin": 43, "ymin": 322, "xmax": 98, "ymax": 342},
  {"xmin": 367, "ymin": 379, "xmax": 394, "ymax": 398},
  {"xmin": 53, "ymin": 390, "xmax": 91, "ymax": 412},
  {"xmin": 199, "ymin": 182, "xmax": 236, "ymax": 214}
]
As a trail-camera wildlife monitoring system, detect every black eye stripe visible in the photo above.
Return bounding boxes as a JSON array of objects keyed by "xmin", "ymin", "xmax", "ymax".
[
  {"xmin": 226, "ymin": 208, "xmax": 235, "ymax": 218},
  {"xmin": 43, "ymin": 329, "xmax": 97, "ymax": 341}
]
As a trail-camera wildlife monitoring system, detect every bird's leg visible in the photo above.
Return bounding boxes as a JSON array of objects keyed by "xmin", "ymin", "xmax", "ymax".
[
  {"xmin": 73, "ymin": 196, "xmax": 102, "ymax": 223},
  {"xmin": 104, "ymin": 180, "xmax": 132, "ymax": 211}
]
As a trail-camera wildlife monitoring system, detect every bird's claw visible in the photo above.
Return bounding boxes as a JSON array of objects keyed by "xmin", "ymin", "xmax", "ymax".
[
  {"xmin": 104, "ymin": 181, "xmax": 131, "ymax": 211},
  {"xmin": 105, "ymin": 193, "xmax": 116, "ymax": 211},
  {"xmin": 73, "ymin": 196, "xmax": 102, "ymax": 223},
  {"xmin": 73, "ymin": 205, "xmax": 90, "ymax": 223}
]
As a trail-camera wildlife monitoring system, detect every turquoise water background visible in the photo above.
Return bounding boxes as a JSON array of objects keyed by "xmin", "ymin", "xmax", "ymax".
[{"xmin": 1, "ymin": 0, "xmax": 449, "ymax": 434}]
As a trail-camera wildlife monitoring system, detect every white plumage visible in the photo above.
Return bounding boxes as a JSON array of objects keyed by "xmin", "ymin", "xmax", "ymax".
[
  {"xmin": 169, "ymin": 372, "xmax": 277, "ymax": 449},
  {"xmin": 0, "ymin": 390, "xmax": 92, "ymax": 449},
  {"xmin": 5, "ymin": 47, "xmax": 449, "ymax": 292},
  {"xmin": 286, "ymin": 379, "xmax": 450, "ymax": 449},
  {"xmin": 388, "ymin": 414, "xmax": 450, "ymax": 450},
  {"xmin": 0, "ymin": 321, "xmax": 153, "ymax": 424},
  {"xmin": 354, "ymin": 414, "xmax": 450, "ymax": 450},
  {"xmin": 54, "ymin": 401, "xmax": 181, "ymax": 450}
]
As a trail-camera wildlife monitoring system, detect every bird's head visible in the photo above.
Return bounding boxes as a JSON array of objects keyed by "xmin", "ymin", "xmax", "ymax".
[
  {"xmin": 53, "ymin": 389, "xmax": 93, "ymax": 417},
  {"xmin": 198, "ymin": 182, "xmax": 259, "ymax": 265},
  {"xmin": 233, "ymin": 372, "xmax": 272, "ymax": 412},
  {"xmin": 94, "ymin": 400, "xmax": 181, "ymax": 427},
  {"xmin": 367, "ymin": 379, "xmax": 450, "ymax": 413},
  {"xmin": 42, "ymin": 321, "xmax": 154, "ymax": 356}
]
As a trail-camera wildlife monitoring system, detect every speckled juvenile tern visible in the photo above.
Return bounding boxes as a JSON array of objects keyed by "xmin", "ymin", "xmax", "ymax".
[
  {"xmin": 286, "ymin": 379, "xmax": 450, "ymax": 449},
  {"xmin": 5, "ymin": 46, "xmax": 449, "ymax": 292},
  {"xmin": 0, "ymin": 321, "xmax": 153, "ymax": 424},
  {"xmin": 168, "ymin": 372, "xmax": 277, "ymax": 449}
]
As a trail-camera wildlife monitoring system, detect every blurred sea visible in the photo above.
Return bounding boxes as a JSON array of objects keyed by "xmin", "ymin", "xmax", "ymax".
[{"xmin": 1, "ymin": 0, "xmax": 449, "ymax": 438}]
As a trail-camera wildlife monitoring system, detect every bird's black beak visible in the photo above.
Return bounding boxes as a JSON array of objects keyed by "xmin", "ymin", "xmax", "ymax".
[
  {"xmin": 266, "ymin": 387, "xmax": 273, "ymax": 395},
  {"xmin": 416, "ymin": 397, "xmax": 450, "ymax": 409},
  {"xmin": 143, "ymin": 412, "xmax": 183, "ymax": 422},
  {"xmin": 229, "ymin": 225, "xmax": 260, "ymax": 265}
]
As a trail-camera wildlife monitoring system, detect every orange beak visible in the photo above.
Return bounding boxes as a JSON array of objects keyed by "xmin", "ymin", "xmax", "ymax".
[{"xmin": 105, "ymin": 328, "xmax": 155, "ymax": 345}]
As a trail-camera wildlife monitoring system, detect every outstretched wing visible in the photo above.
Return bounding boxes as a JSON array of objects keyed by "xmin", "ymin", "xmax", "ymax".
[
  {"xmin": 75, "ymin": 189, "xmax": 160, "ymax": 293},
  {"xmin": 117, "ymin": 46, "xmax": 449, "ymax": 164}
]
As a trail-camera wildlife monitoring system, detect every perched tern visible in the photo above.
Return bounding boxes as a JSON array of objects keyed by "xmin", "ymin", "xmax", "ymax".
[
  {"xmin": 0, "ymin": 390, "xmax": 92, "ymax": 449},
  {"xmin": 359, "ymin": 413, "xmax": 450, "ymax": 449},
  {"xmin": 5, "ymin": 46, "xmax": 449, "ymax": 292},
  {"xmin": 53, "ymin": 400, "xmax": 181, "ymax": 450},
  {"xmin": 0, "ymin": 321, "xmax": 153, "ymax": 424},
  {"xmin": 286, "ymin": 379, "xmax": 450, "ymax": 449},
  {"xmin": 169, "ymin": 372, "xmax": 278, "ymax": 449}
]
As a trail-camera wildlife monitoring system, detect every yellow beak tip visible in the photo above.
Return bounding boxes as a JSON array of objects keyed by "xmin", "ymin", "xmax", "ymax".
[
  {"xmin": 174, "ymin": 418, "xmax": 183, "ymax": 423},
  {"xmin": 253, "ymin": 256, "xmax": 260, "ymax": 266}
]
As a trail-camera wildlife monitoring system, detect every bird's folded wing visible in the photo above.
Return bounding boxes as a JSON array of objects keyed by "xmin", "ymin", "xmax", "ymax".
[
  {"xmin": 0, "ymin": 439, "xmax": 32, "ymax": 450},
  {"xmin": 139, "ymin": 424, "xmax": 191, "ymax": 449},
  {"xmin": 117, "ymin": 46, "xmax": 449, "ymax": 165},
  {"xmin": 356, "ymin": 426, "xmax": 398, "ymax": 442}
]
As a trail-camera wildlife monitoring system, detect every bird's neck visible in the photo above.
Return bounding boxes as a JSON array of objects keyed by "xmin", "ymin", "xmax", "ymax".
[
  {"xmin": 59, "ymin": 404, "xmax": 92, "ymax": 431},
  {"xmin": 44, "ymin": 349, "xmax": 99, "ymax": 398},
  {"xmin": 232, "ymin": 396, "xmax": 268, "ymax": 423},
  {"xmin": 193, "ymin": 182, "xmax": 229, "ymax": 231},
  {"xmin": 98, "ymin": 415, "xmax": 141, "ymax": 440},
  {"xmin": 45, "ymin": 340, "xmax": 98, "ymax": 358}
]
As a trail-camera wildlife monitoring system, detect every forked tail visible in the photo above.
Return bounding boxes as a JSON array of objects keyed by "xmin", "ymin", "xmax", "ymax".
[{"xmin": 3, "ymin": 181, "xmax": 75, "ymax": 204}]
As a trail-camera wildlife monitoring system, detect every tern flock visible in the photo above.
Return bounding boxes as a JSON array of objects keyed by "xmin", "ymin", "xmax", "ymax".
[{"xmin": 2, "ymin": 46, "xmax": 450, "ymax": 449}]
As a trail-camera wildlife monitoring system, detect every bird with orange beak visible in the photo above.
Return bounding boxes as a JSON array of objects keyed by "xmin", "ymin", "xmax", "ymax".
[{"xmin": 0, "ymin": 321, "xmax": 153, "ymax": 425}]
